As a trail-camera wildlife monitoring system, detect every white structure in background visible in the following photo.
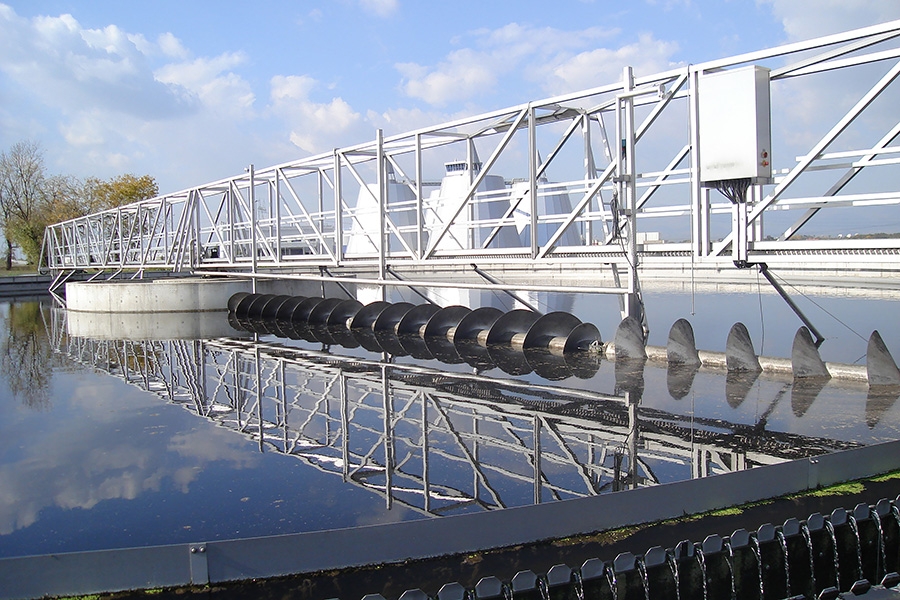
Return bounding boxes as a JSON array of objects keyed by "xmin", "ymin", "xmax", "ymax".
[
  {"xmin": 425, "ymin": 160, "xmax": 519, "ymax": 251},
  {"xmin": 346, "ymin": 165, "xmax": 417, "ymax": 255},
  {"xmin": 509, "ymin": 175, "xmax": 580, "ymax": 247}
]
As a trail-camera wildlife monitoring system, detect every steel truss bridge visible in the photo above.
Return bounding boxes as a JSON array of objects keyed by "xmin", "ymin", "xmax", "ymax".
[
  {"xmin": 43, "ymin": 20, "xmax": 900, "ymax": 307},
  {"xmin": 50, "ymin": 309, "xmax": 855, "ymax": 516}
]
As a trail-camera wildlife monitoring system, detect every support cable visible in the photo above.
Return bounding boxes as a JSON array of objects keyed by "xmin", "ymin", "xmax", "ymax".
[
  {"xmin": 762, "ymin": 267, "xmax": 869, "ymax": 346},
  {"xmin": 385, "ymin": 266, "xmax": 438, "ymax": 306},
  {"xmin": 319, "ymin": 266, "xmax": 356, "ymax": 299}
]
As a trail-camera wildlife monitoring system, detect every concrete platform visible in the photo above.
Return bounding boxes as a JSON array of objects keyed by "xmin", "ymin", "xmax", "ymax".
[{"xmin": 65, "ymin": 276, "xmax": 353, "ymax": 313}]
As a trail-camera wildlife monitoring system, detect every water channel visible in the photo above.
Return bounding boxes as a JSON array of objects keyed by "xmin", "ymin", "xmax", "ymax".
[{"xmin": 1, "ymin": 281, "xmax": 899, "ymax": 561}]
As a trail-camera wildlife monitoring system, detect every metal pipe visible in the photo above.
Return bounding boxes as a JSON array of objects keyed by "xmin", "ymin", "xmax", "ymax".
[
  {"xmin": 385, "ymin": 266, "xmax": 437, "ymax": 305},
  {"xmin": 197, "ymin": 268, "xmax": 630, "ymax": 296},
  {"xmin": 758, "ymin": 263, "xmax": 825, "ymax": 347},
  {"xmin": 249, "ymin": 164, "xmax": 257, "ymax": 293},
  {"xmin": 471, "ymin": 265, "xmax": 542, "ymax": 313}
]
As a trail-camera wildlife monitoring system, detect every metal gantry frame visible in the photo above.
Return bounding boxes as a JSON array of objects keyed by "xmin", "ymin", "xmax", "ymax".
[
  {"xmin": 42, "ymin": 21, "xmax": 900, "ymax": 309},
  {"xmin": 49, "ymin": 307, "xmax": 857, "ymax": 515}
]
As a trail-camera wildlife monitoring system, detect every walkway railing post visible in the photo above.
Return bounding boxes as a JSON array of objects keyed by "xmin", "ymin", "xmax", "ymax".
[
  {"xmin": 415, "ymin": 132, "xmax": 423, "ymax": 260},
  {"xmin": 249, "ymin": 164, "xmax": 257, "ymax": 293},
  {"xmin": 618, "ymin": 66, "xmax": 643, "ymax": 326},
  {"xmin": 377, "ymin": 129, "xmax": 387, "ymax": 296},
  {"xmin": 334, "ymin": 149, "xmax": 344, "ymax": 264},
  {"xmin": 528, "ymin": 103, "xmax": 538, "ymax": 258}
]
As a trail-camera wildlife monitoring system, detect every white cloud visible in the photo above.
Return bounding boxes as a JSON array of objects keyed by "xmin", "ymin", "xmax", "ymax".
[
  {"xmin": 761, "ymin": 0, "xmax": 900, "ymax": 150},
  {"xmin": 366, "ymin": 106, "xmax": 456, "ymax": 135},
  {"xmin": 761, "ymin": 0, "xmax": 900, "ymax": 41},
  {"xmin": 157, "ymin": 32, "xmax": 189, "ymax": 60},
  {"xmin": 155, "ymin": 52, "xmax": 255, "ymax": 118},
  {"xmin": 0, "ymin": 7, "xmax": 193, "ymax": 120},
  {"xmin": 397, "ymin": 48, "xmax": 497, "ymax": 106},
  {"xmin": 542, "ymin": 33, "xmax": 681, "ymax": 94},
  {"xmin": 359, "ymin": 0, "xmax": 399, "ymax": 18},
  {"xmin": 270, "ymin": 74, "xmax": 362, "ymax": 154},
  {"xmin": 394, "ymin": 22, "xmax": 666, "ymax": 106}
]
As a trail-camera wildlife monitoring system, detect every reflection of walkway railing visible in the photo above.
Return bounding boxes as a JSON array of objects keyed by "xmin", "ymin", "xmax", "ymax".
[{"xmin": 50, "ymin": 309, "xmax": 857, "ymax": 516}]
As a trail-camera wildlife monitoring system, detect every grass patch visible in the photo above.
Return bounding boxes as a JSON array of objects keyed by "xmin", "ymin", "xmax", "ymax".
[
  {"xmin": 871, "ymin": 470, "xmax": 900, "ymax": 483},
  {"xmin": 788, "ymin": 481, "xmax": 866, "ymax": 499},
  {"xmin": 805, "ymin": 483, "xmax": 866, "ymax": 497}
]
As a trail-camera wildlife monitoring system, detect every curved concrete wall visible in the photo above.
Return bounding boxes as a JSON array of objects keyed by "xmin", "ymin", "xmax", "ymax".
[{"xmin": 66, "ymin": 278, "xmax": 251, "ymax": 313}]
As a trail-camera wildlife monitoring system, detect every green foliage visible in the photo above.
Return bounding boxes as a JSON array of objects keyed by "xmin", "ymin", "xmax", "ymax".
[
  {"xmin": 85, "ymin": 173, "xmax": 159, "ymax": 211},
  {"xmin": 0, "ymin": 140, "xmax": 158, "ymax": 266}
]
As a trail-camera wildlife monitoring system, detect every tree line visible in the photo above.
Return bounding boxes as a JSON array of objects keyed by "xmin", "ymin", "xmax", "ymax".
[{"xmin": 0, "ymin": 140, "xmax": 158, "ymax": 269}]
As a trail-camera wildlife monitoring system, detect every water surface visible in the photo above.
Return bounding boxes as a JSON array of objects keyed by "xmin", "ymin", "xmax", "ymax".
[{"xmin": 1, "ymin": 288, "xmax": 898, "ymax": 560}]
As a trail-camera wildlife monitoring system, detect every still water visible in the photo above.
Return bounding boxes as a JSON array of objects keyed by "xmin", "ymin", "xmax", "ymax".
[{"xmin": 1, "ymin": 284, "xmax": 899, "ymax": 560}]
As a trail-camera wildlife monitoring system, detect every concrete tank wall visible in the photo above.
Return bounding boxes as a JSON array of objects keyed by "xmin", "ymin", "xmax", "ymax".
[
  {"xmin": 65, "ymin": 277, "xmax": 353, "ymax": 313},
  {"xmin": 66, "ymin": 278, "xmax": 252, "ymax": 313}
]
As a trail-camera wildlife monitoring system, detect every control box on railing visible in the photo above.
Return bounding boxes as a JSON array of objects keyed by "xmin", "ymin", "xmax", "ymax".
[{"xmin": 698, "ymin": 65, "xmax": 772, "ymax": 185}]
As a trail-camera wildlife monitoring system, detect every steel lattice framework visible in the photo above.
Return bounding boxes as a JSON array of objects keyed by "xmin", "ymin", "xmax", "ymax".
[{"xmin": 43, "ymin": 20, "xmax": 900, "ymax": 300}]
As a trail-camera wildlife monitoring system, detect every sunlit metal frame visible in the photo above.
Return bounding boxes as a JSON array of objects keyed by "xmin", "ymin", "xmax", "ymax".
[{"xmin": 43, "ymin": 20, "xmax": 900, "ymax": 300}]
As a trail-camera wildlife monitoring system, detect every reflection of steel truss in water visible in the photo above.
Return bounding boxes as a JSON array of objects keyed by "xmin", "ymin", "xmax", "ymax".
[{"xmin": 51, "ymin": 312, "xmax": 856, "ymax": 517}]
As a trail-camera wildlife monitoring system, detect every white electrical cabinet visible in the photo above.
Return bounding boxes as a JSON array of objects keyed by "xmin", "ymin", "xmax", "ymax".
[{"xmin": 698, "ymin": 65, "xmax": 772, "ymax": 185}]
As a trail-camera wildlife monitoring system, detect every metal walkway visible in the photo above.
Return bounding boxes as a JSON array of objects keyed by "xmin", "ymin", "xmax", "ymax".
[{"xmin": 42, "ymin": 20, "xmax": 900, "ymax": 304}]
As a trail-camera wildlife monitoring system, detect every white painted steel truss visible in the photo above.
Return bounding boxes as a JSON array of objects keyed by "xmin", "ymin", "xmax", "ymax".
[{"xmin": 43, "ymin": 20, "xmax": 900, "ymax": 294}]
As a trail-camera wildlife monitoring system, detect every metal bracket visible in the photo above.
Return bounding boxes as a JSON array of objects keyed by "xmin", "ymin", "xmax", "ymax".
[
  {"xmin": 189, "ymin": 543, "xmax": 209, "ymax": 585},
  {"xmin": 807, "ymin": 457, "xmax": 820, "ymax": 490}
]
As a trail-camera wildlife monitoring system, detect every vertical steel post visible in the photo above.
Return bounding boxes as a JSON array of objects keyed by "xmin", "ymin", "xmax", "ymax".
[
  {"xmin": 688, "ymin": 65, "xmax": 709, "ymax": 258},
  {"xmin": 733, "ymin": 196, "xmax": 749, "ymax": 266},
  {"xmin": 583, "ymin": 113, "xmax": 595, "ymax": 245},
  {"xmin": 376, "ymin": 129, "xmax": 387, "ymax": 285},
  {"xmin": 334, "ymin": 150, "xmax": 344, "ymax": 264},
  {"xmin": 163, "ymin": 201, "xmax": 170, "ymax": 270},
  {"xmin": 318, "ymin": 168, "xmax": 325, "ymax": 255},
  {"xmin": 467, "ymin": 138, "xmax": 475, "ymax": 249},
  {"xmin": 618, "ymin": 66, "xmax": 641, "ymax": 322},
  {"xmin": 275, "ymin": 170, "xmax": 282, "ymax": 264},
  {"xmin": 528, "ymin": 103, "xmax": 538, "ymax": 258},
  {"xmin": 117, "ymin": 207, "xmax": 124, "ymax": 269},
  {"xmin": 193, "ymin": 190, "xmax": 201, "ymax": 269},
  {"xmin": 415, "ymin": 132, "xmax": 423, "ymax": 259},
  {"xmin": 249, "ymin": 164, "xmax": 257, "ymax": 293}
]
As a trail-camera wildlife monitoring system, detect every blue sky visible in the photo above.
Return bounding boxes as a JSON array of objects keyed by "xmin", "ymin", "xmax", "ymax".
[{"xmin": 1, "ymin": 0, "xmax": 899, "ymax": 195}]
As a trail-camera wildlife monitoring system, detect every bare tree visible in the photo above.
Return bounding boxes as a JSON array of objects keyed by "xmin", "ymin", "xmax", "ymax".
[
  {"xmin": 0, "ymin": 141, "xmax": 159, "ymax": 268},
  {"xmin": 0, "ymin": 141, "xmax": 49, "ymax": 267},
  {"xmin": 0, "ymin": 180, "xmax": 11, "ymax": 270}
]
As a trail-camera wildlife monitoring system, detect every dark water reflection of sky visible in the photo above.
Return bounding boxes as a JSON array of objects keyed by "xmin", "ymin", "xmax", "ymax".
[{"xmin": 1, "ymin": 286, "xmax": 899, "ymax": 560}]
